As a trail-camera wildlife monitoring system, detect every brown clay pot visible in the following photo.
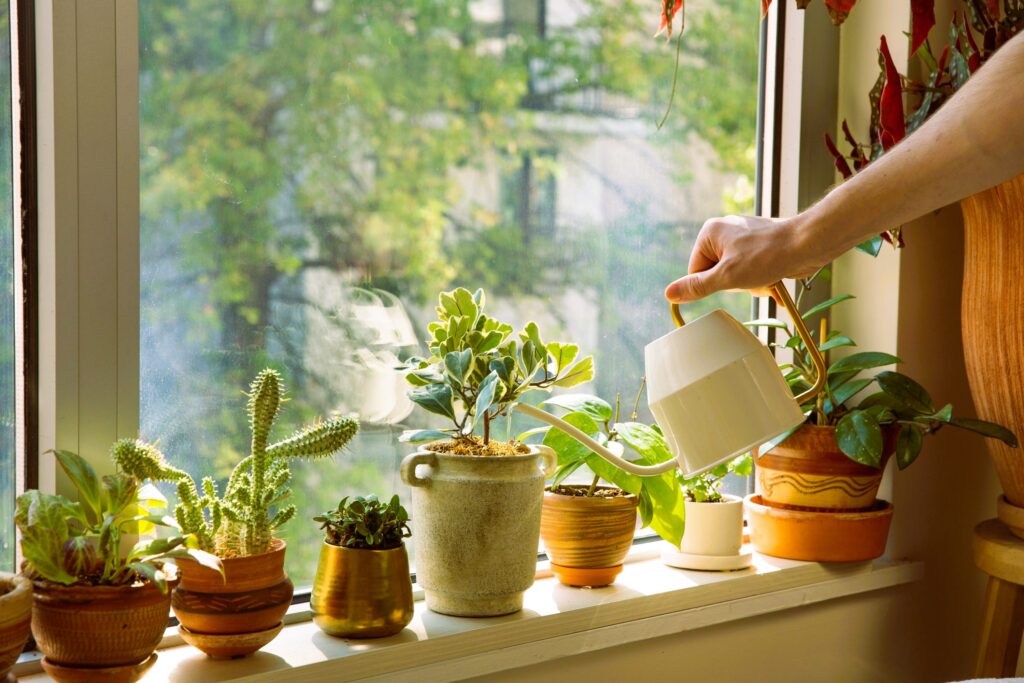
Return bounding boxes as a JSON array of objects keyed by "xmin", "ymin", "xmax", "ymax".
[
  {"xmin": 962, "ymin": 175, "xmax": 1024, "ymax": 507},
  {"xmin": 31, "ymin": 576, "xmax": 175, "ymax": 669},
  {"xmin": 745, "ymin": 494, "xmax": 894, "ymax": 562},
  {"xmin": 540, "ymin": 487, "xmax": 638, "ymax": 587},
  {"xmin": 172, "ymin": 538, "xmax": 292, "ymax": 657},
  {"xmin": 756, "ymin": 424, "xmax": 897, "ymax": 511},
  {"xmin": 0, "ymin": 573, "xmax": 32, "ymax": 679}
]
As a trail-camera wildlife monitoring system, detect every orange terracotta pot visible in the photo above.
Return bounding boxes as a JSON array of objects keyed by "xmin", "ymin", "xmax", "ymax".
[
  {"xmin": 172, "ymin": 538, "xmax": 292, "ymax": 657},
  {"xmin": 540, "ymin": 488, "xmax": 638, "ymax": 587},
  {"xmin": 745, "ymin": 494, "xmax": 894, "ymax": 562},
  {"xmin": 31, "ymin": 575, "xmax": 175, "ymax": 669},
  {"xmin": 0, "ymin": 573, "xmax": 32, "ymax": 680},
  {"xmin": 756, "ymin": 424, "xmax": 896, "ymax": 511}
]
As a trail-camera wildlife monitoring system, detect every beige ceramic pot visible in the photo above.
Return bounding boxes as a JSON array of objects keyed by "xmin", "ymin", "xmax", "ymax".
[
  {"xmin": 31, "ymin": 576, "xmax": 175, "ymax": 669},
  {"xmin": 540, "ymin": 487, "xmax": 638, "ymax": 587},
  {"xmin": 681, "ymin": 495, "xmax": 744, "ymax": 557},
  {"xmin": 0, "ymin": 573, "xmax": 32, "ymax": 680},
  {"xmin": 756, "ymin": 424, "xmax": 896, "ymax": 510},
  {"xmin": 401, "ymin": 444, "xmax": 556, "ymax": 616}
]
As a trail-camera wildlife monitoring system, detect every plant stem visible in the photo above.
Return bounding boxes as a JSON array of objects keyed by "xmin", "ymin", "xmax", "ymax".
[
  {"xmin": 631, "ymin": 376, "xmax": 647, "ymax": 420},
  {"xmin": 483, "ymin": 411, "xmax": 490, "ymax": 445},
  {"xmin": 587, "ymin": 473, "xmax": 600, "ymax": 497}
]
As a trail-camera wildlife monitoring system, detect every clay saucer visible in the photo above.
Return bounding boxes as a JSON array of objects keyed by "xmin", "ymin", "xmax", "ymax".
[
  {"xmin": 178, "ymin": 622, "xmax": 284, "ymax": 658},
  {"xmin": 41, "ymin": 653, "xmax": 157, "ymax": 683}
]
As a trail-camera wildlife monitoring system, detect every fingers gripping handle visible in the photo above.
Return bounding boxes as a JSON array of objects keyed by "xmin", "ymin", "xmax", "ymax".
[{"xmin": 400, "ymin": 452, "xmax": 438, "ymax": 487}]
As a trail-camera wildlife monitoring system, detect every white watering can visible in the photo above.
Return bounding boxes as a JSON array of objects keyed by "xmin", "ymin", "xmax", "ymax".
[{"xmin": 516, "ymin": 282, "xmax": 826, "ymax": 477}]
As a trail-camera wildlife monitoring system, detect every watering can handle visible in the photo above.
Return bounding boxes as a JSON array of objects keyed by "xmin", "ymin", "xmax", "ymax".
[{"xmin": 669, "ymin": 281, "xmax": 827, "ymax": 406}]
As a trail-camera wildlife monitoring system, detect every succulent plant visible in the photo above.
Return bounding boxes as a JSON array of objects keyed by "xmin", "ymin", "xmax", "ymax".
[
  {"xmin": 115, "ymin": 369, "xmax": 359, "ymax": 557},
  {"xmin": 314, "ymin": 495, "xmax": 411, "ymax": 550}
]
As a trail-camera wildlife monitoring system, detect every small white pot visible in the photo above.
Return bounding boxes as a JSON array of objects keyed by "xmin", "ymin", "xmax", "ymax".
[{"xmin": 680, "ymin": 494, "xmax": 744, "ymax": 556}]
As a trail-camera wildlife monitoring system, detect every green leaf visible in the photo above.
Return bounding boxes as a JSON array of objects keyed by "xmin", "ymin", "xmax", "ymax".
[
  {"xmin": 828, "ymin": 352, "xmax": 901, "ymax": 376},
  {"xmin": 550, "ymin": 459, "xmax": 586, "ymax": 488},
  {"xmin": 52, "ymin": 450, "xmax": 103, "ymax": 519},
  {"xmin": 489, "ymin": 357, "xmax": 515, "ymax": 385},
  {"xmin": 855, "ymin": 235, "xmax": 884, "ymax": 257},
  {"xmin": 615, "ymin": 422, "xmax": 673, "ymax": 463},
  {"xmin": 949, "ymin": 417, "xmax": 1018, "ymax": 447},
  {"xmin": 876, "ymin": 371, "xmax": 934, "ymax": 414},
  {"xmin": 129, "ymin": 561, "xmax": 168, "ymax": 593},
  {"xmin": 820, "ymin": 335, "xmax": 855, "ymax": 353},
  {"xmin": 826, "ymin": 377, "xmax": 874, "ymax": 412},
  {"xmin": 643, "ymin": 472, "xmax": 685, "ymax": 548},
  {"xmin": 546, "ymin": 342, "xmax": 579, "ymax": 374},
  {"xmin": 896, "ymin": 425, "xmax": 924, "ymax": 470},
  {"xmin": 540, "ymin": 394, "xmax": 613, "ymax": 422},
  {"xmin": 408, "ymin": 384, "xmax": 457, "ymax": 421},
  {"xmin": 836, "ymin": 410, "xmax": 883, "ymax": 468},
  {"xmin": 925, "ymin": 403, "xmax": 953, "ymax": 423},
  {"xmin": 584, "ymin": 453, "xmax": 643, "ymax": 495},
  {"xmin": 543, "ymin": 411, "xmax": 601, "ymax": 466},
  {"xmin": 552, "ymin": 356, "xmax": 594, "ymax": 388},
  {"xmin": 471, "ymin": 372, "xmax": 500, "ymax": 430},
  {"xmin": 637, "ymin": 488, "xmax": 654, "ymax": 528},
  {"xmin": 801, "ymin": 294, "xmax": 854, "ymax": 320},
  {"xmin": 399, "ymin": 429, "xmax": 454, "ymax": 444},
  {"xmin": 444, "ymin": 349, "xmax": 473, "ymax": 385},
  {"xmin": 855, "ymin": 391, "xmax": 902, "ymax": 412}
]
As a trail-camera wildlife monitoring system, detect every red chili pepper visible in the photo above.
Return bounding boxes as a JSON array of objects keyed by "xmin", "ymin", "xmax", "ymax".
[
  {"xmin": 824, "ymin": 133, "xmax": 853, "ymax": 179},
  {"xmin": 910, "ymin": 0, "xmax": 936, "ymax": 54},
  {"xmin": 878, "ymin": 35, "xmax": 905, "ymax": 151}
]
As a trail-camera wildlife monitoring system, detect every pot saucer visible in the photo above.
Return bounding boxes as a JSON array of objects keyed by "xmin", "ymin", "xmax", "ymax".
[
  {"xmin": 660, "ymin": 544, "xmax": 753, "ymax": 571},
  {"xmin": 178, "ymin": 622, "xmax": 284, "ymax": 658},
  {"xmin": 41, "ymin": 653, "xmax": 157, "ymax": 683}
]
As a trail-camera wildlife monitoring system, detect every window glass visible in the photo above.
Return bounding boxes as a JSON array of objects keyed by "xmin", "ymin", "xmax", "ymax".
[
  {"xmin": 140, "ymin": 0, "xmax": 759, "ymax": 586},
  {"xmin": 0, "ymin": 0, "xmax": 14, "ymax": 573}
]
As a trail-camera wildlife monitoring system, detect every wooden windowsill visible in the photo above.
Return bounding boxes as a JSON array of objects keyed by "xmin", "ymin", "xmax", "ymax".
[{"xmin": 17, "ymin": 544, "xmax": 922, "ymax": 682}]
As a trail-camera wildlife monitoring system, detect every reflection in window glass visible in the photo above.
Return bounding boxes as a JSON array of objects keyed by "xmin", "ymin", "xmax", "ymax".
[
  {"xmin": 0, "ymin": 0, "xmax": 14, "ymax": 573},
  {"xmin": 140, "ymin": 0, "xmax": 759, "ymax": 586}
]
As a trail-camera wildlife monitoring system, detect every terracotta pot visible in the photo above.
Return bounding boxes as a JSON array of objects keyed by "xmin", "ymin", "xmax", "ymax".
[
  {"xmin": 745, "ymin": 494, "xmax": 893, "ymax": 562},
  {"xmin": 310, "ymin": 541, "xmax": 414, "ymax": 638},
  {"xmin": 540, "ymin": 487, "xmax": 638, "ymax": 587},
  {"xmin": 172, "ymin": 538, "xmax": 292, "ymax": 657},
  {"xmin": 31, "ymin": 576, "xmax": 175, "ymax": 669},
  {"xmin": 400, "ymin": 444, "xmax": 556, "ymax": 616},
  {"xmin": 0, "ymin": 573, "xmax": 32, "ymax": 679},
  {"xmin": 961, "ymin": 174, "xmax": 1024, "ymax": 507},
  {"xmin": 756, "ymin": 424, "xmax": 897, "ymax": 511},
  {"xmin": 681, "ymin": 495, "xmax": 744, "ymax": 557}
]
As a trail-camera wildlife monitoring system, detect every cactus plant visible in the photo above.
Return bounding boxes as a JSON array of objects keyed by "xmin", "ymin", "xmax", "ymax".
[{"xmin": 115, "ymin": 369, "xmax": 359, "ymax": 557}]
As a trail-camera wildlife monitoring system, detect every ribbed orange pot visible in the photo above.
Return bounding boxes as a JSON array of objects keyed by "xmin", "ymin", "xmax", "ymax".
[
  {"xmin": 172, "ymin": 538, "xmax": 292, "ymax": 657},
  {"xmin": 0, "ymin": 573, "xmax": 32, "ymax": 679},
  {"xmin": 540, "ymin": 487, "xmax": 638, "ymax": 587},
  {"xmin": 962, "ymin": 174, "xmax": 1024, "ymax": 508},
  {"xmin": 757, "ymin": 424, "xmax": 896, "ymax": 511},
  {"xmin": 31, "ymin": 576, "xmax": 175, "ymax": 668}
]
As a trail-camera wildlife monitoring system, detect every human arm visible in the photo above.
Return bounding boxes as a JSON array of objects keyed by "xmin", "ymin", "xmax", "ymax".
[{"xmin": 665, "ymin": 31, "xmax": 1024, "ymax": 303}]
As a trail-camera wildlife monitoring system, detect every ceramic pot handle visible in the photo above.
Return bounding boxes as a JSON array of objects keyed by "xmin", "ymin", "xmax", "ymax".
[
  {"xmin": 669, "ymin": 281, "xmax": 826, "ymax": 405},
  {"xmin": 400, "ymin": 452, "xmax": 437, "ymax": 487},
  {"xmin": 535, "ymin": 445, "xmax": 558, "ymax": 478}
]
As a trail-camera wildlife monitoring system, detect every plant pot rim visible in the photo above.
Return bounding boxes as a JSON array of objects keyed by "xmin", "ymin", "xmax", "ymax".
[
  {"xmin": 189, "ymin": 537, "xmax": 287, "ymax": 564},
  {"xmin": 31, "ymin": 571, "xmax": 178, "ymax": 599},
  {"xmin": 544, "ymin": 486, "xmax": 638, "ymax": 503},
  {"xmin": 0, "ymin": 572, "xmax": 32, "ymax": 610},
  {"xmin": 745, "ymin": 493, "xmax": 892, "ymax": 519},
  {"xmin": 419, "ymin": 442, "xmax": 542, "ymax": 461},
  {"xmin": 320, "ymin": 539, "xmax": 408, "ymax": 554},
  {"xmin": 684, "ymin": 493, "xmax": 743, "ymax": 506}
]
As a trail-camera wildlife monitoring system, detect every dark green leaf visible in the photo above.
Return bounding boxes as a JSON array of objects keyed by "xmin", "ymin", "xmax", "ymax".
[
  {"xmin": 836, "ymin": 410, "xmax": 883, "ymax": 468},
  {"xmin": 855, "ymin": 235, "xmax": 884, "ymax": 257},
  {"xmin": 398, "ymin": 429, "xmax": 454, "ymax": 444},
  {"xmin": 876, "ymin": 371, "xmax": 934, "ymax": 414},
  {"xmin": 801, "ymin": 294, "xmax": 854, "ymax": 320},
  {"xmin": 826, "ymin": 377, "xmax": 874, "ymax": 412},
  {"xmin": 949, "ymin": 417, "xmax": 1018, "ymax": 447},
  {"xmin": 408, "ymin": 384, "xmax": 457, "ymax": 421},
  {"xmin": 896, "ymin": 425, "xmax": 925, "ymax": 470},
  {"xmin": 820, "ymin": 335, "xmax": 856, "ymax": 353},
  {"xmin": 757, "ymin": 424, "xmax": 801, "ymax": 456},
  {"xmin": 828, "ymin": 352, "xmax": 901, "ymax": 376},
  {"xmin": 471, "ymin": 371, "xmax": 500, "ymax": 430},
  {"xmin": 444, "ymin": 349, "xmax": 473, "ymax": 385}
]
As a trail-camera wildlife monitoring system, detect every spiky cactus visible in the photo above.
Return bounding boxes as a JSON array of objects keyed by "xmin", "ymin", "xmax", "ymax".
[{"xmin": 115, "ymin": 369, "xmax": 358, "ymax": 557}]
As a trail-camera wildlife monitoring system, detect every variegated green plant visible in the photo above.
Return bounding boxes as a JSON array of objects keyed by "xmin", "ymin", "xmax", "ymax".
[
  {"xmin": 16, "ymin": 449, "xmax": 221, "ymax": 592},
  {"xmin": 399, "ymin": 287, "xmax": 595, "ymax": 446},
  {"xmin": 115, "ymin": 369, "xmax": 359, "ymax": 557}
]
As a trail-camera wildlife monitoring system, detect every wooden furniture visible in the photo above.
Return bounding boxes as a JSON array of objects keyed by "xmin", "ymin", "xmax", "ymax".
[{"xmin": 973, "ymin": 519, "xmax": 1024, "ymax": 677}]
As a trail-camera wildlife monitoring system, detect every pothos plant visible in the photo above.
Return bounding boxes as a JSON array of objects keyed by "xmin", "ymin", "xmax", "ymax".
[
  {"xmin": 679, "ymin": 454, "xmax": 752, "ymax": 503},
  {"xmin": 16, "ymin": 449, "xmax": 222, "ymax": 592},
  {"xmin": 314, "ymin": 495, "xmax": 411, "ymax": 550},
  {"xmin": 748, "ymin": 292, "xmax": 1017, "ymax": 469},
  {"xmin": 115, "ymin": 369, "xmax": 359, "ymax": 558},
  {"xmin": 528, "ymin": 386, "xmax": 686, "ymax": 547},
  {"xmin": 399, "ymin": 287, "xmax": 595, "ymax": 449}
]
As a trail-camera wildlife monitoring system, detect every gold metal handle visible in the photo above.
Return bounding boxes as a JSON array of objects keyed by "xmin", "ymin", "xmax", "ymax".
[{"xmin": 669, "ymin": 281, "xmax": 826, "ymax": 405}]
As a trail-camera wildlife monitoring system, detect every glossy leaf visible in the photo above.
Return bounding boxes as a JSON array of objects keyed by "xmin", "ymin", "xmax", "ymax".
[
  {"xmin": 584, "ymin": 453, "xmax": 643, "ymax": 495},
  {"xmin": 550, "ymin": 458, "xmax": 586, "ymax": 489},
  {"xmin": 855, "ymin": 235, "xmax": 884, "ymax": 257},
  {"xmin": 826, "ymin": 377, "xmax": 873, "ymax": 412},
  {"xmin": 543, "ymin": 411, "xmax": 602, "ymax": 466},
  {"xmin": 615, "ymin": 422, "xmax": 674, "ymax": 463},
  {"xmin": 471, "ymin": 371, "xmax": 501, "ymax": 430},
  {"xmin": 801, "ymin": 294, "xmax": 854, "ymax": 320},
  {"xmin": 828, "ymin": 352, "xmax": 900, "ymax": 375},
  {"xmin": 540, "ymin": 394, "xmax": 613, "ymax": 422},
  {"xmin": 407, "ymin": 384, "xmax": 456, "ymax": 421},
  {"xmin": 949, "ymin": 417, "xmax": 1018, "ymax": 447},
  {"xmin": 836, "ymin": 410, "xmax": 883, "ymax": 467},
  {"xmin": 398, "ymin": 429, "xmax": 453, "ymax": 444},
  {"xmin": 896, "ymin": 425, "xmax": 925, "ymax": 470},
  {"xmin": 876, "ymin": 371, "xmax": 934, "ymax": 414},
  {"xmin": 444, "ymin": 349, "xmax": 473, "ymax": 385}
]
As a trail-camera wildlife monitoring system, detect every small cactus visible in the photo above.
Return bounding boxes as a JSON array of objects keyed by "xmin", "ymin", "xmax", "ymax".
[{"xmin": 117, "ymin": 369, "xmax": 358, "ymax": 557}]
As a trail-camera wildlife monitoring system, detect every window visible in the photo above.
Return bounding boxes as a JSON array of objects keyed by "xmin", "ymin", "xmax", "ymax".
[
  {"xmin": 0, "ymin": 0, "xmax": 14, "ymax": 574},
  {"xmin": 139, "ymin": 0, "xmax": 760, "ymax": 587}
]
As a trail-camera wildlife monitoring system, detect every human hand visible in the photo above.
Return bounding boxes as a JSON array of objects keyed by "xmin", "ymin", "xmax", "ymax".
[{"xmin": 664, "ymin": 215, "xmax": 823, "ymax": 303}]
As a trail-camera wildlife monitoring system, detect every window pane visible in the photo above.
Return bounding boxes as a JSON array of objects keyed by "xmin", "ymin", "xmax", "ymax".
[
  {"xmin": 140, "ymin": 0, "xmax": 759, "ymax": 586},
  {"xmin": 0, "ymin": 0, "xmax": 14, "ymax": 573}
]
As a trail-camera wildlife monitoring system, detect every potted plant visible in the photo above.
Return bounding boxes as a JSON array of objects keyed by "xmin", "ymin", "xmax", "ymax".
[
  {"xmin": 115, "ymin": 368, "xmax": 358, "ymax": 657},
  {"xmin": 744, "ymin": 294, "xmax": 1016, "ymax": 560},
  {"xmin": 398, "ymin": 287, "xmax": 592, "ymax": 616},
  {"xmin": 310, "ymin": 495, "xmax": 413, "ymax": 638},
  {"xmin": 0, "ymin": 572, "xmax": 32, "ymax": 682},
  {"xmin": 662, "ymin": 454, "xmax": 753, "ymax": 571},
  {"xmin": 531, "ymin": 387, "xmax": 685, "ymax": 587},
  {"xmin": 15, "ymin": 448, "xmax": 221, "ymax": 682}
]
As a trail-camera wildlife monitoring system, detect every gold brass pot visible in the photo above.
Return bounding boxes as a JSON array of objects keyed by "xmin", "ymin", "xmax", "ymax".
[{"xmin": 310, "ymin": 541, "xmax": 413, "ymax": 638}]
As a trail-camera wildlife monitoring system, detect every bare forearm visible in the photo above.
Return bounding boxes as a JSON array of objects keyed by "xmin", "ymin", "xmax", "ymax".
[{"xmin": 798, "ymin": 32, "xmax": 1024, "ymax": 261}]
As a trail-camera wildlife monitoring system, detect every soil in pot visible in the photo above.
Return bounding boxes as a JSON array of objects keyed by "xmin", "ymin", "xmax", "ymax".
[
  {"xmin": 172, "ymin": 538, "xmax": 292, "ymax": 658},
  {"xmin": 757, "ymin": 424, "xmax": 897, "ymax": 511},
  {"xmin": 0, "ymin": 573, "xmax": 32, "ymax": 680},
  {"xmin": 541, "ymin": 485, "xmax": 638, "ymax": 587},
  {"xmin": 426, "ymin": 436, "xmax": 529, "ymax": 457}
]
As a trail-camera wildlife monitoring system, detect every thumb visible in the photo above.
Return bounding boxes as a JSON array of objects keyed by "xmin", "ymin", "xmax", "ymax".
[{"xmin": 665, "ymin": 267, "xmax": 721, "ymax": 304}]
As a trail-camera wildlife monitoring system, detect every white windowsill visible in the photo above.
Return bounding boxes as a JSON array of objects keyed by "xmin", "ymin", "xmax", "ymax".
[{"xmin": 17, "ymin": 544, "xmax": 922, "ymax": 683}]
